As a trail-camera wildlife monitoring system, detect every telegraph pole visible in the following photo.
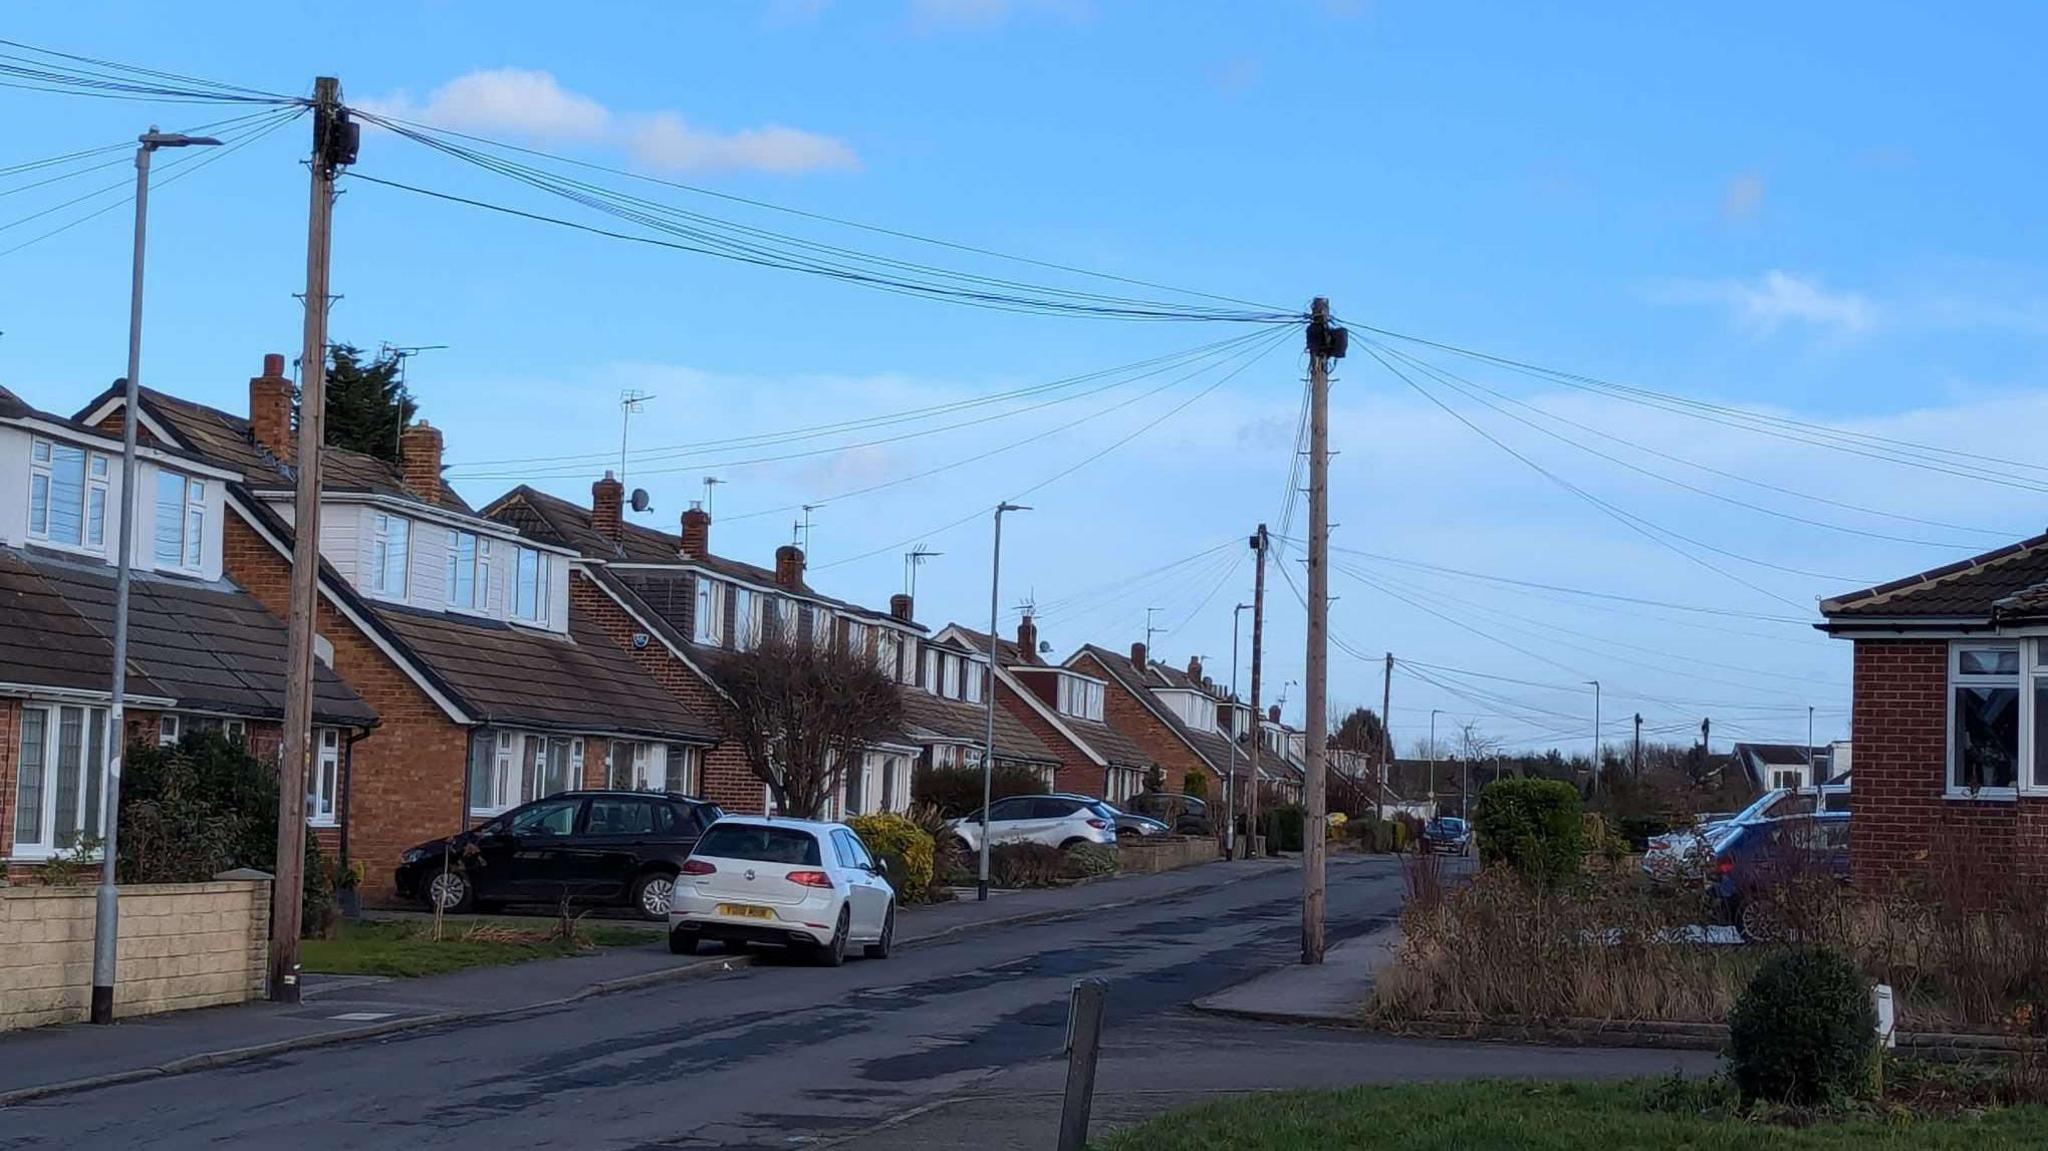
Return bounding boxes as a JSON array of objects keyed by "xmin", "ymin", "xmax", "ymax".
[
  {"xmin": 1303, "ymin": 298, "xmax": 1344, "ymax": 966},
  {"xmin": 1633, "ymin": 712, "xmax": 1643, "ymax": 780},
  {"xmin": 1377, "ymin": 652, "xmax": 1393, "ymax": 822},
  {"xmin": 1246, "ymin": 524, "xmax": 1268, "ymax": 858},
  {"xmin": 273, "ymin": 77, "xmax": 355, "ymax": 1002}
]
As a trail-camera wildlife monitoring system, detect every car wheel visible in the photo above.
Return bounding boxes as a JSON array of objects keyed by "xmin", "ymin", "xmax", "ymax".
[
  {"xmin": 668, "ymin": 927, "xmax": 701, "ymax": 956},
  {"xmin": 815, "ymin": 907, "xmax": 851, "ymax": 967},
  {"xmin": 1735, "ymin": 898, "xmax": 1781, "ymax": 943},
  {"xmin": 1059, "ymin": 837, "xmax": 1087, "ymax": 851},
  {"xmin": 631, "ymin": 871, "xmax": 677, "ymax": 921},
  {"xmin": 864, "ymin": 903, "xmax": 896, "ymax": 960},
  {"xmin": 425, "ymin": 867, "xmax": 472, "ymax": 914}
]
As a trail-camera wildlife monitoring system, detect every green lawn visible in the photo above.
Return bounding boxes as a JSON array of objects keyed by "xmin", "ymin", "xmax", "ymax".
[
  {"xmin": 300, "ymin": 918, "xmax": 661, "ymax": 978},
  {"xmin": 1095, "ymin": 1080, "xmax": 2048, "ymax": 1150}
]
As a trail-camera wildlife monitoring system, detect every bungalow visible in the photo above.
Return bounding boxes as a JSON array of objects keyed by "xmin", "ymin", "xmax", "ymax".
[
  {"xmin": 1817, "ymin": 532, "xmax": 2048, "ymax": 888},
  {"xmin": 0, "ymin": 384, "xmax": 375, "ymax": 880},
  {"xmin": 1732, "ymin": 742, "xmax": 1832, "ymax": 794},
  {"xmin": 1067, "ymin": 642, "xmax": 1252, "ymax": 800},
  {"xmin": 935, "ymin": 616, "xmax": 1155, "ymax": 804},
  {"xmin": 78, "ymin": 359, "xmax": 718, "ymax": 899}
]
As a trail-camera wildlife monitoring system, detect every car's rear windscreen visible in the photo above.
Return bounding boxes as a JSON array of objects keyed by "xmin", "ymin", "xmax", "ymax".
[{"xmin": 694, "ymin": 824, "xmax": 823, "ymax": 866}]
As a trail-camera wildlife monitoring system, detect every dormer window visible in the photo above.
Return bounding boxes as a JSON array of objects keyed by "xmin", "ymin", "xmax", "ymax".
[
  {"xmin": 964, "ymin": 660, "xmax": 984, "ymax": 704},
  {"xmin": 370, "ymin": 514, "xmax": 411, "ymax": 597},
  {"xmin": 693, "ymin": 577, "xmax": 726, "ymax": 645},
  {"xmin": 28, "ymin": 437, "xmax": 109, "ymax": 552},
  {"xmin": 446, "ymin": 530, "xmax": 489, "ymax": 611},
  {"xmin": 513, "ymin": 545, "xmax": 549, "ymax": 624},
  {"xmin": 1057, "ymin": 674, "xmax": 1105, "ymax": 721},
  {"xmin": 153, "ymin": 471, "xmax": 204, "ymax": 572}
]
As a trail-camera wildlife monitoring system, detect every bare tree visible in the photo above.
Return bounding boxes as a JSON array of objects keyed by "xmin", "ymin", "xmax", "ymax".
[{"xmin": 718, "ymin": 636, "xmax": 904, "ymax": 819}]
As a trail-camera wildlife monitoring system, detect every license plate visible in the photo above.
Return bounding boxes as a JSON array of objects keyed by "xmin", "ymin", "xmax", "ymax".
[{"xmin": 716, "ymin": 903, "xmax": 774, "ymax": 919}]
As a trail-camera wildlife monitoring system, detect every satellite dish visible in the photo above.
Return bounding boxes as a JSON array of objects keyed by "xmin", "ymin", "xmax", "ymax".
[
  {"xmin": 629, "ymin": 488, "xmax": 652, "ymax": 513},
  {"xmin": 1038, "ymin": 641, "xmax": 1053, "ymax": 654}
]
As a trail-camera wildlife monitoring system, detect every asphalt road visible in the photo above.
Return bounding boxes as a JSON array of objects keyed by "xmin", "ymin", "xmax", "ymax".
[{"xmin": 0, "ymin": 856, "xmax": 1705, "ymax": 1149}]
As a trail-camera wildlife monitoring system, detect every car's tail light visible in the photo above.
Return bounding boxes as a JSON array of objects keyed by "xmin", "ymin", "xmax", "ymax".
[
  {"xmin": 1086, "ymin": 819, "xmax": 1108, "ymax": 830},
  {"xmin": 787, "ymin": 870, "xmax": 834, "ymax": 888},
  {"xmin": 1716, "ymin": 858, "xmax": 1734, "ymax": 875},
  {"xmin": 681, "ymin": 859, "xmax": 716, "ymax": 876},
  {"xmin": 1649, "ymin": 838, "xmax": 1669, "ymax": 851}
]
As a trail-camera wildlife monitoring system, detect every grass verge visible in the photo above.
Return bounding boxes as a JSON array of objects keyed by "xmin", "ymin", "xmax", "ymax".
[
  {"xmin": 300, "ymin": 918, "xmax": 660, "ymax": 977},
  {"xmin": 1094, "ymin": 1080, "xmax": 2048, "ymax": 1150}
]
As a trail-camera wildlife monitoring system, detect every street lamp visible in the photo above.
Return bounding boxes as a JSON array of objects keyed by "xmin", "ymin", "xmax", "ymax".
[
  {"xmin": 1228, "ymin": 603, "xmax": 1252, "ymax": 858},
  {"xmin": 1428, "ymin": 708, "xmax": 1442, "ymax": 817},
  {"xmin": 92, "ymin": 126, "xmax": 222, "ymax": 1025},
  {"xmin": 978, "ymin": 501, "xmax": 1029, "ymax": 902},
  {"xmin": 1585, "ymin": 680, "xmax": 1601, "ymax": 793}
]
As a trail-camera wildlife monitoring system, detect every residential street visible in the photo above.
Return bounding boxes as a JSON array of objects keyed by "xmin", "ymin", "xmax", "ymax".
[{"xmin": 0, "ymin": 856, "xmax": 1708, "ymax": 1149}]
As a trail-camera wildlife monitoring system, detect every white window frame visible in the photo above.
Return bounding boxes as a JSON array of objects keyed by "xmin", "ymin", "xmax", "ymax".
[
  {"xmin": 733, "ymin": 587, "xmax": 761, "ymax": 651},
  {"xmin": 153, "ymin": 470, "xmax": 205, "ymax": 572},
  {"xmin": 1948, "ymin": 640, "xmax": 2024, "ymax": 800},
  {"xmin": 943, "ymin": 654, "xmax": 962, "ymax": 700},
  {"xmin": 964, "ymin": 658, "xmax": 984, "ymax": 704},
  {"xmin": 1058, "ymin": 674, "xmax": 1105, "ymax": 722},
  {"xmin": 846, "ymin": 620, "xmax": 869, "ymax": 661},
  {"xmin": 513, "ymin": 545, "xmax": 549, "ymax": 624},
  {"xmin": 308, "ymin": 728, "xmax": 341, "ymax": 826},
  {"xmin": 774, "ymin": 597, "xmax": 798, "ymax": 643},
  {"xmin": 694, "ymin": 577, "xmax": 726, "ymax": 646},
  {"xmin": 158, "ymin": 714, "xmax": 180, "ymax": 747},
  {"xmin": 370, "ymin": 514, "xmax": 411, "ymax": 599},
  {"xmin": 27, "ymin": 437, "xmax": 110, "ymax": 554},
  {"xmin": 898, "ymin": 636, "xmax": 919, "ymax": 685},
  {"xmin": 10, "ymin": 703, "xmax": 109, "ymax": 860},
  {"xmin": 446, "ymin": 529, "xmax": 489, "ymax": 612}
]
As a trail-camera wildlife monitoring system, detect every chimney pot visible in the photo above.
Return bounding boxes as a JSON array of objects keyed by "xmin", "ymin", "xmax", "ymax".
[
  {"xmin": 1130, "ymin": 641, "xmax": 1147, "ymax": 672},
  {"xmin": 680, "ymin": 505, "xmax": 711, "ymax": 558},
  {"xmin": 262, "ymin": 352, "xmax": 285, "ymax": 377},
  {"xmin": 591, "ymin": 470, "xmax": 625, "ymax": 544},
  {"xmin": 890, "ymin": 593, "xmax": 914, "ymax": 623},
  {"xmin": 775, "ymin": 544, "xmax": 805, "ymax": 589},
  {"xmin": 1015, "ymin": 614, "xmax": 1040, "ymax": 665},
  {"xmin": 248, "ymin": 352, "xmax": 295, "ymax": 465},
  {"xmin": 399, "ymin": 421, "xmax": 446, "ymax": 505}
]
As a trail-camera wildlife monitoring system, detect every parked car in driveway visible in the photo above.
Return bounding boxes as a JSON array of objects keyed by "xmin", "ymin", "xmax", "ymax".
[
  {"xmin": 946, "ymin": 793, "xmax": 1119, "ymax": 854},
  {"xmin": 1643, "ymin": 793, "xmax": 1801, "ymax": 884},
  {"xmin": 668, "ymin": 816, "xmax": 896, "ymax": 965},
  {"xmin": 1093, "ymin": 799, "xmax": 1171, "ymax": 839},
  {"xmin": 394, "ymin": 790, "xmax": 723, "ymax": 920},
  {"xmin": 1126, "ymin": 791, "xmax": 1213, "ymax": 836},
  {"xmin": 1421, "ymin": 816, "xmax": 1472, "ymax": 856},
  {"xmin": 1709, "ymin": 811, "xmax": 1851, "ymax": 939}
]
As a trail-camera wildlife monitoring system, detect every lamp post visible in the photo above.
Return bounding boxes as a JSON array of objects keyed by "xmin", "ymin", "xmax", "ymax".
[
  {"xmin": 978, "ymin": 501, "xmax": 1029, "ymax": 902},
  {"xmin": 1428, "ymin": 708, "xmax": 1442, "ymax": 817},
  {"xmin": 1585, "ymin": 680, "xmax": 1601, "ymax": 793},
  {"xmin": 1228, "ymin": 603, "xmax": 1251, "ymax": 858},
  {"xmin": 92, "ymin": 126, "xmax": 222, "ymax": 1025}
]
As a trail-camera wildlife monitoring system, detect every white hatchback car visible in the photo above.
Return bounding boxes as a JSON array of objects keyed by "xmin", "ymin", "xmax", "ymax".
[{"xmin": 669, "ymin": 816, "xmax": 896, "ymax": 965}]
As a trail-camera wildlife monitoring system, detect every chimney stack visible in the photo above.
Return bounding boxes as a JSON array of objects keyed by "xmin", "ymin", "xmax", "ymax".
[
  {"xmin": 681, "ymin": 502, "xmax": 711, "ymax": 558},
  {"xmin": 1187, "ymin": 655, "xmax": 1203, "ymax": 681},
  {"xmin": 890, "ymin": 593, "xmax": 914, "ymax": 623},
  {"xmin": 248, "ymin": 352, "xmax": 294, "ymax": 464},
  {"xmin": 591, "ymin": 471, "xmax": 624, "ymax": 543},
  {"xmin": 1268, "ymin": 704, "xmax": 1281, "ymax": 723},
  {"xmin": 775, "ymin": 544, "xmax": 805, "ymax": 589},
  {"xmin": 1015, "ymin": 614, "xmax": 1039, "ymax": 664},
  {"xmin": 1130, "ymin": 641, "xmax": 1147, "ymax": 673},
  {"xmin": 399, "ymin": 422, "xmax": 445, "ymax": 505}
]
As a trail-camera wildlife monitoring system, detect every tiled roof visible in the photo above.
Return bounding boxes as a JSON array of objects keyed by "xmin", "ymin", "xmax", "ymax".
[
  {"xmin": 0, "ymin": 547, "xmax": 375, "ymax": 726},
  {"xmin": 0, "ymin": 385, "xmax": 34, "ymax": 420},
  {"xmin": 1820, "ymin": 531, "xmax": 2048, "ymax": 622},
  {"xmin": 896, "ymin": 685, "xmax": 1058, "ymax": 765},
  {"xmin": 366, "ymin": 601, "xmax": 714, "ymax": 742},
  {"xmin": 940, "ymin": 623, "xmax": 1028, "ymax": 668},
  {"xmin": 1074, "ymin": 644, "xmax": 1242, "ymax": 776},
  {"xmin": 941, "ymin": 626, "xmax": 1154, "ymax": 770}
]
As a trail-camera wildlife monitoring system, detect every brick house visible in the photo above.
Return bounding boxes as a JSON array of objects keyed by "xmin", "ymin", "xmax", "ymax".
[
  {"xmin": 1818, "ymin": 533, "xmax": 2048, "ymax": 889},
  {"xmin": 0, "ymin": 385, "xmax": 374, "ymax": 881},
  {"xmin": 482, "ymin": 484, "xmax": 934, "ymax": 817},
  {"xmin": 77, "ymin": 360, "xmax": 718, "ymax": 899},
  {"xmin": 1067, "ymin": 642, "xmax": 1254, "ymax": 799},
  {"xmin": 935, "ymin": 617, "xmax": 1154, "ymax": 803}
]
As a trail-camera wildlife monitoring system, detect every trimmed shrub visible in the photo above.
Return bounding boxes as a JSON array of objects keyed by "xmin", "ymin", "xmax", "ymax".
[
  {"xmin": 1182, "ymin": 771, "xmax": 1209, "ymax": 800},
  {"xmin": 1727, "ymin": 946, "xmax": 1877, "ymax": 1105},
  {"xmin": 912, "ymin": 763, "xmax": 1048, "ymax": 818},
  {"xmin": 1473, "ymin": 777, "xmax": 1583, "ymax": 884},
  {"xmin": 1061, "ymin": 841, "xmax": 1118, "ymax": 879},
  {"xmin": 990, "ymin": 842, "xmax": 1066, "ymax": 888},
  {"xmin": 847, "ymin": 812, "xmax": 936, "ymax": 905}
]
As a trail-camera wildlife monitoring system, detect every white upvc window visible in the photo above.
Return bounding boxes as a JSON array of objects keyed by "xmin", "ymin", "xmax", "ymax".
[
  {"xmin": 370, "ymin": 514, "xmax": 411, "ymax": 597},
  {"xmin": 694, "ymin": 576, "xmax": 726, "ymax": 646},
  {"xmin": 513, "ymin": 546, "xmax": 549, "ymax": 624},
  {"xmin": 11, "ymin": 704, "xmax": 108, "ymax": 859},
  {"xmin": 846, "ymin": 620, "xmax": 869, "ymax": 661},
  {"xmin": 153, "ymin": 471, "xmax": 204, "ymax": 571},
  {"xmin": 308, "ymin": 728, "xmax": 341, "ymax": 826},
  {"xmin": 733, "ymin": 587, "xmax": 761, "ymax": 651},
  {"xmin": 877, "ymin": 629, "xmax": 899, "ymax": 679},
  {"xmin": 446, "ymin": 529, "xmax": 489, "ymax": 611},
  {"xmin": 774, "ymin": 597, "xmax": 798, "ymax": 643},
  {"xmin": 469, "ymin": 731, "xmax": 586, "ymax": 816},
  {"xmin": 1949, "ymin": 641, "xmax": 2022, "ymax": 797},
  {"xmin": 523, "ymin": 735, "xmax": 582, "ymax": 802},
  {"xmin": 1058, "ymin": 674, "xmax": 1105, "ymax": 721},
  {"xmin": 964, "ymin": 658, "xmax": 984, "ymax": 704},
  {"xmin": 28, "ymin": 437, "xmax": 109, "ymax": 552},
  {"xmin": 898, "ymin": 636, "xmax": 919, "ymax": 685},
  {"xmin": 608, "ymin": 739, "xmax": 694, "ymax": 793},
  {"xmin": 809, "ymin": 606, "xmax": 834, "ymax": 650}
]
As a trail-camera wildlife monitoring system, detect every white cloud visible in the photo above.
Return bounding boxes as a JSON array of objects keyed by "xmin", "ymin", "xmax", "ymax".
[
  {"xmin": 1658, "ymin": 270, "xmax": 1875, "ymax": 336},
  {"xmin": 361, "ymin": 69, "xmax": 856, "ymax": 175},
  {"xmin": 907, "ymin": 0, "xmax": 1093, "ymax": 29},
  {"xmin": 1721, "ymin": 172, "xmax": 1765, "ymax": 221}
]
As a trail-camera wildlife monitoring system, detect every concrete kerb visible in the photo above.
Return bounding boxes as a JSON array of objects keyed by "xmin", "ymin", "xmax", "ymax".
[{"xmin": 0, "ymin": 859, "xmax": 1288, "ymax": 1108}]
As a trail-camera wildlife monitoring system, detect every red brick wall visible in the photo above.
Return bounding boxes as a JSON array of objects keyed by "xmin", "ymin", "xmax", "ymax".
[
  {"xmin": 225, "ymin": 513, "xmax": 470, "ymax": 901},
  {"xmin": 568, "ymin": 572, "xmax": 761, "ymax": 814},
  {"xmin": 1071, "ymin": 652, "xmax": 1211, "ymax": 793}
]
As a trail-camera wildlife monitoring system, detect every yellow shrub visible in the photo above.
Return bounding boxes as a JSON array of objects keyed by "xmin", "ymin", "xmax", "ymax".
[{"xmin": 847, "ymin": 812, "xmax": 936, "ymax": 903}]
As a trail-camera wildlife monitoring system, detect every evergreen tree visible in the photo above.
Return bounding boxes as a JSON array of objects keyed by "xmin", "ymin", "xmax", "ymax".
[{"xmin": 323, "ymin": 344, "xmax": 415, "ymax": 463}]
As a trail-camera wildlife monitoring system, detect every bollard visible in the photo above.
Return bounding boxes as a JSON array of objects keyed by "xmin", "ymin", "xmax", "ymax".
[{"xmin": 1057, "ymin": 978, "xmax": 1109, "ymax": 1151}]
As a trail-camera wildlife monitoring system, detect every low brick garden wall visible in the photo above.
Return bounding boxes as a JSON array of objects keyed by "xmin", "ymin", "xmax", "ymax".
[
  {"xmin": 0, "ymin": 874, "xmax": 271, "ymax": 1031},
  {"xmin": 1119, "ymin": 835, "xmax": 1220, "ymax": 875}
]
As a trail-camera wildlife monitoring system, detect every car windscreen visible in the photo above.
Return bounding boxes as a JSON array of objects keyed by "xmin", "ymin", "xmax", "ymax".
[
  {"xmin": 1087, "ymin": 801, "xmax": 1120, "ymax": 820},
  {"xmin": 693, "ymin": 824, "xmax": 822, "ymax": 866}
]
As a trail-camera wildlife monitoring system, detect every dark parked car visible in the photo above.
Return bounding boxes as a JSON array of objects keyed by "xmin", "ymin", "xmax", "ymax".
[
  {"xmin": 1127, "ymin": 791, "xmax": 1213, "ymax": 836},
  {"xmin": 395, "ymin": 790, "xmax": 724, "ymax": 920},
  {"xmin": 1421, "ymin": 816, "xmax": 1472, "ymax": 856},
  {"xmin": 1708, "ymin": 811, "xmax": 1850, "ymax": 939}
]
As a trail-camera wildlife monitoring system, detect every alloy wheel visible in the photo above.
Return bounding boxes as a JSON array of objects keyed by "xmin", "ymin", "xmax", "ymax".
[
  {"xmin": 428, "ymin": 871, "xmax": 466, "ymax": 912},
  {"xmin": 640, "ymin": 875, "xmax": 675, "ymax": 919}
]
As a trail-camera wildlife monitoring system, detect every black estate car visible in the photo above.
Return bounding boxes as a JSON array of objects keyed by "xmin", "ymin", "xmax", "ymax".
[{"xmin": 395, "ymin": 791, "xmax": 724, "ymax": 920}]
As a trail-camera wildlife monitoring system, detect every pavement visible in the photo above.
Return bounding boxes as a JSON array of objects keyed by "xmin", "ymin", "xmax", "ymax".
[{"xmin": 1190, "ymin": 917, "xmax": 1403, "ymax": 1026}]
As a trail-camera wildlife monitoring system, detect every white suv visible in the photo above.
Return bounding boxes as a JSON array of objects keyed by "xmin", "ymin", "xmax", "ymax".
[
  {"xmin": 947, "ymin": 794, "xmax": 1119, "ymax": 854},
  {"xmin": 669, "ymin": 816, "xmax": 896, "ymax": 966}
]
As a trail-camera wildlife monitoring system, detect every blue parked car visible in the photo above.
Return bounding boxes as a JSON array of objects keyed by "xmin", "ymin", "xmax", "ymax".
[
  {"xmin": 1421, "ymin": 816, "xmax": 1472, "ymax": 856},
  {"xmin": 1708, "ymin": 811, "xmax": 1850, "ymax": 940}
]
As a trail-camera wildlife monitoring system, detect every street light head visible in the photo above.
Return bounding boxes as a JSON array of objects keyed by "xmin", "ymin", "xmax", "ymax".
[
  {"xmin": 140, "ymin": 132, "xmax": 223, "ymax": 150},
  {"xmin": 997, "ymin": 501, "xmax": 1031, "ymax": 513}
]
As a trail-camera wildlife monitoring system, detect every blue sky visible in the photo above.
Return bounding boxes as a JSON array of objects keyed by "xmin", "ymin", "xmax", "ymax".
[{"xmin": 5, "ymin": 2, "xmax": 2047, "ymax": 756}]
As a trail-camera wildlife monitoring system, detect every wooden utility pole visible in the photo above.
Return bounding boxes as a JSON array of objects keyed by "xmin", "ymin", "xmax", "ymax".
[
  {"xmin": 272, "ymin": 77, "xmax": 350, "ymax": 1002},
  {"xmin": 1245, "ymin": 523, "xmax": 1268, "ymax": 857},
  {"xmin": 1378, "ymin": 651, "xmax": 1393, "ymax": 822},
  {"xmin": 1302, "ymin": 298, "xmax": 1342, "ymax": 965}
]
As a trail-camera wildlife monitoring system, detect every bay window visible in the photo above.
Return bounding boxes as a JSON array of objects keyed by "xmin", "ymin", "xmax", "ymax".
[
  {"xmin": 29, "ymin": 437, "xmax": 109, "ymax": 551},
  {"xmin": 154, "ymin": 470, "xmax": 204, "ymax": 571},
  {"xmin": 608, "ymin": 740, "xmax": 695, "ymax": 793},
  {"xmin": 513, "ymin": 545, "xmax": 549, "ymax": 624},
  {"xmin": 446, "ymin": 529, "xmax": 488, "ymax": 611},
  {"xmin": 467, "ymin": 731, "xmax": 582, "ymax": 815},
  {"xmin": 694, "ymin": 577, "xmax": 726, "ymax": 645},
  {"xmin": 370, "ymin": 514, "xmax": 411, "ymax": 597},
  {"xmin": 12, "ymin": 704, "xmax": 107, "ymax": 858}
]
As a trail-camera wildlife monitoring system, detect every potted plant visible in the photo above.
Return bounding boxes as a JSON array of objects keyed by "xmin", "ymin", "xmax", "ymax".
[{"xmin": 334, "ymin": 858, "xmax": 365, "ymax": 919}]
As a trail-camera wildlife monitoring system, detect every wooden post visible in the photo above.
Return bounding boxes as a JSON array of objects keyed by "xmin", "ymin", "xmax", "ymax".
[
  {"xmin": 1303, "ymin": 298, "xmax": 1333, "ymax": 965},
  {"xmin": 1057, "ymin": 978, "xmax": 1109, "ymax": 1151},
  {"xmin": 1246, "ymin": 523, "xmax": 1267, "ymax": 858},
  {"xmin": 1378, "ymin": 651, "xmax": 1393, "ymax": 823}
]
